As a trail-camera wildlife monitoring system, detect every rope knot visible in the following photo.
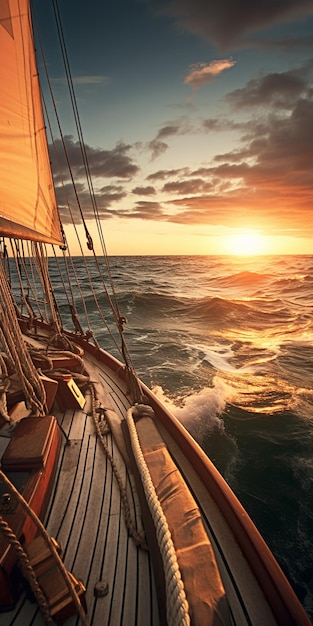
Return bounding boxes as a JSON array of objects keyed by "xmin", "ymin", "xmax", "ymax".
[{"xmin": 132, "ymin": 404, "xmax": 154, "ymax": 421}]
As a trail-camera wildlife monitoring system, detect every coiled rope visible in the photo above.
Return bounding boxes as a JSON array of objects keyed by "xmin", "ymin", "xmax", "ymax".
[
  {"xmin": 89, "ymin": 384, "xmax": 147, "ymax": 550},
  {"xmin": 0, "ymin": 470, "xmax": 88, "ymax": 626},
  {"xmin": 126, "ymin": 405, "xmax": 190, "ymax": 626},
  {"xmin": 0, "ymin": 516, "xmax": 54, "ymax": 625}
]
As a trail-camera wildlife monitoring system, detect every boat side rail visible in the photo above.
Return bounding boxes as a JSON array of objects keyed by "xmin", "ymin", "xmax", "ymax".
[
  {"xmin": 80, "ymin": 335, "xmax": 311, "ymax": 626},
  {"xmin": 125, "ymin": 403, "xmax": 232, "ymax": 626},
  {"xmin": 141, "ymin": 386, "xmax": 311, "ymax": 626},
  {"xmin": 23, "ymin": 323, "xmax": 312, "ymax": 626}
]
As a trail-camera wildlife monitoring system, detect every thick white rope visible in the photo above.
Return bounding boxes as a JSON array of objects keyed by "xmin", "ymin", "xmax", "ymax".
[{"xmin": 126, "ymin": 405, "xmax": 190, "ymax": 626}]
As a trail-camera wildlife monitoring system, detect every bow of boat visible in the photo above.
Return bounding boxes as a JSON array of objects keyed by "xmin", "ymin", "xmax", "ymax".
[{"xmin": 0, "ymin": 329, "xmax": 310, "ymax": 626}]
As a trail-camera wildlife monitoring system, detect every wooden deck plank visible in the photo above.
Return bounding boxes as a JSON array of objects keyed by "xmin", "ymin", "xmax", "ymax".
[
  {"xmin": 68, "ymin": 444, "xmax": 113, "ymax": 579},
  {"xmin": 57, "ymin": 408, "xmax": 76, "ymax": 436},
  {"xmin": 100, "ymin": 520, "xmax": 128, "ymax": 624},
  {"xmin": 0, "ymin": 350, "xmax": 159, "ymax": 626},
  {"xmin": 82, "ymin": 355, "xmax": 161, "ymax": 625},
  {"xmin": 46, "ymin": 439, "xmax": 93, "ymax": 550},
  {"xmin": 44, "ymin": 438, "xmax": 83, "ymax": 531},
  {"xmin": 3, "ymin": 601, "xmax": 39, "ymax": 626}
]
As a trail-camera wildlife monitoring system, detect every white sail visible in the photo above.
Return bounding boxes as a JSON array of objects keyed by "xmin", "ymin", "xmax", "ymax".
[{"xmin": 0, "ymin": 0, "xmax": 62, "ymax": 244}]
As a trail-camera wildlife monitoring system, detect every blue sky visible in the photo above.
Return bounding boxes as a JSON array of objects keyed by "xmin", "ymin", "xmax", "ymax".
[{"xmin": 33, "ymin": 0, "xmax": 313, "ymax": 255}]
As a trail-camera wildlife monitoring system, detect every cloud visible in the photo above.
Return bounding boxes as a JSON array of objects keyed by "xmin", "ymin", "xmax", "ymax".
[
  {"xmin": 162, "ymin": 178, "xmax": 214, "ymax": 194},
  {"xmin": 146, "ymin": 167, "xmax": 190, "ymax": 181},
  {"xmin": 251, "ymin": 35, "xmax": 313, "ymax": 52},
  {"xmin": 132, "ymin": 185, "xmax": 156, "ymax": 195},
  {"xmin": 155, "ymin": 0, "xmax": 313, "ymax": 50},
  {"xmin": 156, "ymin": 124, "xmax": 183, "ymax": 139},
  {"xmin": 124, "ymin": 201, "xmax": 166, "ymax": 220},
  {"xmin": 147, "ymin": 138, "xmax": 169, "ymax": 160},
  {"xmin": 146, "ymin": 118, "xmax": 193, "ymax": 159},
  {"xmin": 56, "ymin": 182, "xmax": 126, "ymax": 224},
  {"xmin": 184, "ymin": 59, "xmax": 236, "ymax": 89},
  {"xmin": 201, "ymin": 117, "xmax": 243, "ymax": 132},
  {"xmin": 51, "ymin": 135, "xmax": 138, "ymax": 223},
  {"xmin": 52, "ymin": 59, "xmax": 313, "ymax": 237},
  {"xmin": 226, "ymin": 62, "xmax": 313, "ymax": 109},
  {"xmin": 51, "ymin": 135, "xmax": 139, "ymax": 182},
  {"xmin": 134, "ymin": 63, "xmax": 313, "ymax": 235}
]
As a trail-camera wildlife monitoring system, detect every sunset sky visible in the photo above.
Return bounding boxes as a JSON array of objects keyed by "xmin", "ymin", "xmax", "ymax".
[{"xmin": 33, "ymin": 0, "xmax": 313, "ymax": 256}]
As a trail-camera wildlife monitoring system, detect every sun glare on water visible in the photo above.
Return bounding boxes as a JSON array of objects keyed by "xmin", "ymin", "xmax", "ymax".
[{"xmin": 224, "ymin": 229, "xmax": 266, "ymax": 256}]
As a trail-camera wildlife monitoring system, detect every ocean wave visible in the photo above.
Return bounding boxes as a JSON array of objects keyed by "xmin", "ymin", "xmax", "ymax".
[
  {"xmin": 118, "ymin": 291, "xmax": 296, "ymax": 336},
  {"xmin": 41, "ymin": 254, "xmax": 313, "ymax": 616},
  {"xmin": 152, "ymin": 376, "xmax": 233, "ymax": 437},
  {"xmin": 216, "ymin": 269, "xmax": 273, "ymax": 287}
]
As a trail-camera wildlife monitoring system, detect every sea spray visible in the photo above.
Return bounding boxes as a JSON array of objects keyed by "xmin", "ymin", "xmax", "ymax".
[{"xmin": 153, "ymin": 376, "xmax": 234, "ymax": 440}]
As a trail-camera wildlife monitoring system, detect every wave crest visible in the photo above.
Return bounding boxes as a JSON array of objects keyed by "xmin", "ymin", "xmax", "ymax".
[{"xmin": 153, "ymin": 376, "xmax": 234, "ymax": 438}]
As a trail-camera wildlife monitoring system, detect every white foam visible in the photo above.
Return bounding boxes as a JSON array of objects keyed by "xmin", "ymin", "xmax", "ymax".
[
  {"xmin": 187, "ymin": 341, "xmax": 278, "ymax": 374},
  {"xmin": 153, "ymin": 376, "xmax": 234, "ymax": 432}
]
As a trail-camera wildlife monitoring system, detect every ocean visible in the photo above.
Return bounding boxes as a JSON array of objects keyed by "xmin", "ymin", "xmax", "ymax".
[
  {"xmin": 15, "ymin": 253, "xmax": 313, "ymax": 619},
  {"xmin": 99, "ymin": 254, "xmax": 313, "ymax": 620}
]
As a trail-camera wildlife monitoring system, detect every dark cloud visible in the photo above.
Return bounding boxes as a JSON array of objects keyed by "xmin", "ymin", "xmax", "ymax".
[
  {"xmin": 56, "ymin": 182, "xmax": 126, "ymax": 224},
  {"xmin": 147, "ymin": 118, "xmax": 193, "ymax": 159},
  {"xmin": 54, "ymin": 57, "xmax": 313, "ymax": 237},
  {"xmin": 51, "ymin": 135, "xmax": 139, "ymax": 183},
  {"xmin": 52, "ymin": 135, "xmax": 134, "ymax": 224},
  {"xmin": 162, "ymin": 178, "xmax": 214, "ymax": 194},
  {"xmin": 147, "ymin": 138, "xmax": 169, "ymax": 160},
  {"xmin": 226, "ymin": 62, "xmax": 313, "ymax": 109},
  {"xmin": 132, "ymin": 186, "xmax": 156, "ymax": 195},
  {"xmin": 154, "ymin": 0, "xmax": 313, "ymax": 51},
  {"xmin": 156, "ymin": 124, "xmax": 183, "ymax": 139},
  {"xmin": 246, "ymin": 98, "xmax": 313, "ymax": 175},
  {"xmin": 201, "ymin": 117, "xmax": 243, "ymax": 132},
  {"xmin": 137, "ymin": 62, "xmax": 313, "ymax": 234},
  {"xmin": 252, "ymin": 35, "xmax": 313, "ymax": 52},
  {"xmin": 126, "ymin": 201, "xmax": 166, "ymax": 220},
  {"xmin": 147, "ymin": 167, "xmax": 190, "ymax": 181},
  {"xmin": 164, "ymin": 180, "xmax": 313, "ymax": 232}
]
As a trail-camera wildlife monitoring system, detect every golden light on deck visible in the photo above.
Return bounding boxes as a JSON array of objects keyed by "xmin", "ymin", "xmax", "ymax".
[{"xmin": 224, "ymin": 229, "xmax": 266, "ymax": 256}]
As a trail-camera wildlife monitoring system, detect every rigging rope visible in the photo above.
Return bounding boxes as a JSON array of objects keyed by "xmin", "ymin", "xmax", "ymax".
[
  {"xmin": 0, "ymin": 261, "xmax": 46, "ymax": 416},
  {"xmin": 0, "ymin": 517, "xmax": 54, "ymax": 626},
  {"xmin": 10, "ymin": 239, "xmax": 45, "ymax": 322},
  {"xmin": 126, "ymin": 405, "xmax": 191, "ymax": 626},
  {"xmin": 0, "ymin": 470, "xmax": 88, "ymax": 626},
  {"xmin": 9, "ymin": 240, "xmax": 36, "ymax": 321},
  {"xmin": 35, "ymin": 0, "xmax": 140, "ymax": 368},
  {"xmin": 32, "ymin": 242, "xmax": 62, "ymax": 334},
  {"xmin": 0, "ymin": 352, "xmax": 10, "ymax": 422}
]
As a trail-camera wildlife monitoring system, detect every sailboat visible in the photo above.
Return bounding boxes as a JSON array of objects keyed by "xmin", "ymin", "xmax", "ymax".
[{"xmin": 0, "ymin": 1, "xmax": 311, "ymax": 625}]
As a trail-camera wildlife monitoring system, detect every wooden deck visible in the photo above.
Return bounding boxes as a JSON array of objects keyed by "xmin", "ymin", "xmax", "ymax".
[
  {"xmin": 1, "ymin": 339, "xmax": 311, "ymax": 626},
  {"xmin": 2, "ymin": 353, "xmax": 160, "ymax": 626}
]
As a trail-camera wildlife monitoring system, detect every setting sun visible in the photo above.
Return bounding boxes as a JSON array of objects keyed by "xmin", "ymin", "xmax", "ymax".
[{"xmin": 224, "ymin": 229, "xmax": 266, "ymax": 256}]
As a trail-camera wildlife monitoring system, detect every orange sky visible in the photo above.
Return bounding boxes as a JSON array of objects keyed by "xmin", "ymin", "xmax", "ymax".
[{"xmin": 34, "ymin": 0, "xmax": 313, "ymax": 256}]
